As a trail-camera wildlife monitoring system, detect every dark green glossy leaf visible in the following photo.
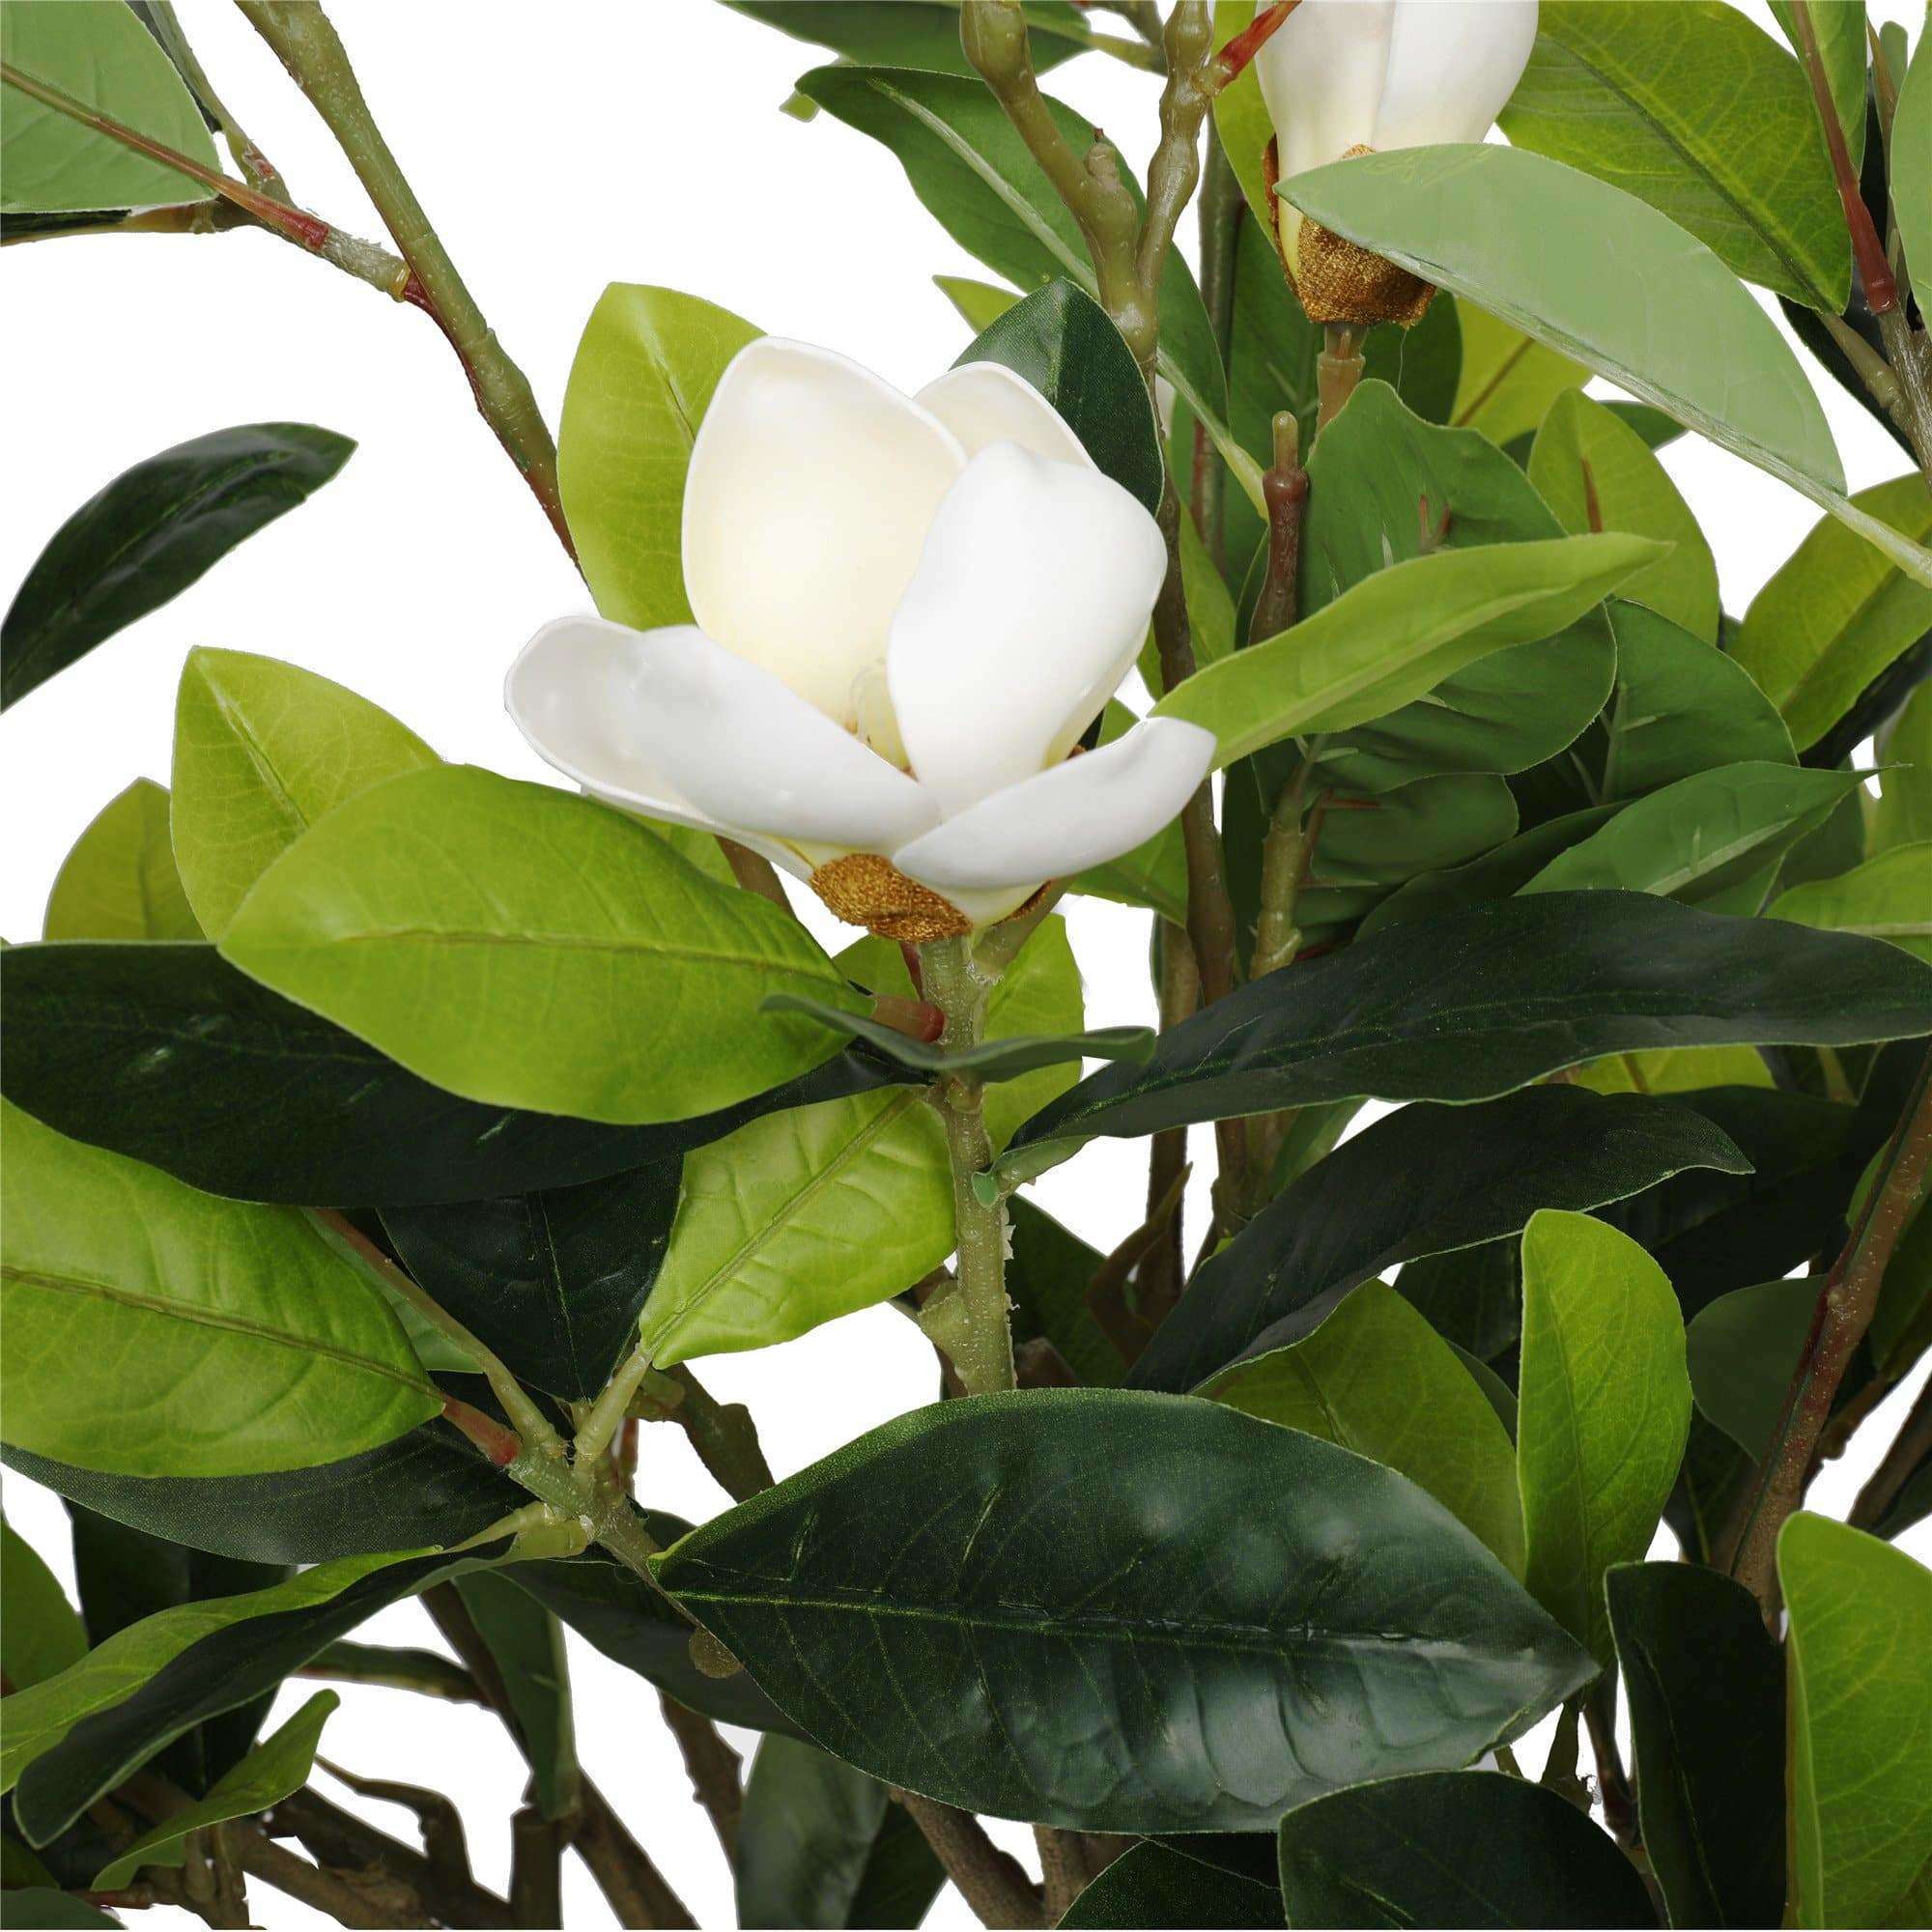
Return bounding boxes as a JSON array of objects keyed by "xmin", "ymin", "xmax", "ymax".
[
  {"xmin": 453, "ymin": 1574, "xmax": 577, "ymax": 1821},
  {"xmin": 1009, "ymin": 893, "xmax": 1932, "ymax": 1158},
  {"xmin": 656, "ymin": 1391, "xmax": 1592, "ymax": 1834},
  {"xmin": 8, "ymin": 1546, "xmax": 499, "ymax": 1846},
  {"xmin": 954, "ymin": 280, "xmax": 1162, "ymax": 511},
  {"xmin": 507, "ymin": 1548, "xmax": 800, "ymax": 1739},
  {"xmin": 0, "ymin": 1889, "xmax": 119, "ymax": 1929},
  {"xmin": 736, "ymin": 1733, "xmax": 945, "ymax": 1930},
  {"xmin": 1061, "ymin": 1840, "xmax": 1284, "ymax": 1928},
  {"xmin": 1127, "ymin": 1087, "xmax": 1747, "ymax": 1395},
  {"xmin": 1275, "ymin": 1771, "xmax": 1656, "ymax": 1928},
  {"xmin": 1359, "ymin": 808, "xmax": 1617, "ymax": 938},
  {"xmin": 2, "ymin": 427, "xmax": 354, "ymax": 710},
  {"xmin": 1685, "ymin": 1276, "xmax": 1819, "ymax": 1460},
  {"xmin": 383, "ymin": 1162, "xmax": 679, "ymax": 1403},
  {"xmin": 1006, "ymin": 1199, "xmax": 1122, "ymax": 1388},
  {"xmin": 0, "ymin": 942, "xmax": 902, "ymax": 1208},
  {"xmin": 1398, "ymin": 1243, "xmax": 1522, "ymax": 1365},
  {"xmin": 719, "ymin": 0, "xmax": 1092, "ymax": 76},
  {"xmin": 763, "ymin": 992, "xmax": 1151, "ymax": 1081},
  {"xmin": 1606, "ymin": 1562, "xmax": 1784, "ymax": 1928}
]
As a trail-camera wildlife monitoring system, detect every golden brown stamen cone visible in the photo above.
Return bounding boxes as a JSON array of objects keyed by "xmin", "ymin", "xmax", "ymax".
[
  {"xmin": 1263, "ymin": 137, "xmax": 1435, "ymax": 329},
  {"xmin": 810, "ymin": 853, "xmax": 972, "ymax": 943}
]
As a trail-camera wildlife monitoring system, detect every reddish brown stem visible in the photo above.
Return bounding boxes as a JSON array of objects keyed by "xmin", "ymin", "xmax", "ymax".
[
  {"xmin": 1790, "ymin": 0, "xmax": 1898, "ymax": 313},
  {"xmin": 440, "ymin": 1394, "xmax": 521, "ymax": 1468},
  {"xmin": 1207, "ymin": 0, "xmax": 1301, "ymax": 93}
]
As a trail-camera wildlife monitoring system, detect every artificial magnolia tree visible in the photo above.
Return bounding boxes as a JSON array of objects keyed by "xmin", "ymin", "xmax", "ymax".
[{"xmin": 3, "ymin": 0, "xmax": 1932, "ymax": 1926}]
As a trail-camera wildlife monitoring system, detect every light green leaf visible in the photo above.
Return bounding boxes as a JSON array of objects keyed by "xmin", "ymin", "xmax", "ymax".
[
  {"xmin": 1573, "ymin": 1045, "xmax": 1774, "ymax": 1096},
  {"xmin": 1451, "ymin": 302, "xmax": 1587, "ymax": 448},
  {"xmin": 1772, "ymin": 841, "xmax": 1932, "ymax": 962},
  {"xmin": 1517, "ymin": 1209, "xmax": 1691, "ymax": 1665},
  {"xmin": 1154, "ymin": 531, "xmax": 1663, "ymax": 770},
  {"xmin": 934, "ymin": 272, "xmax": 1020, "ymax": 334},
  {"xmin": 1, "ymin": 0, "xmax": 216, "ymax": 213},
  {"xmin": 1872, "ymin": 682, "xmax": 1932, "ymax": 854},
  {"xmin": 1770, "ymin": 0, "xmax": 1868, "ymax": 174},
  {"xmin": 798, "ymin": 64, "xmax": 1263, "ymax": 513},
  {"xmin": 1497, "ymin": 0, "xmax": 1847, "ymax": 309},
  {"xmin": 556, "ymin": 284, "xmax": 761, "ymax": 635},
  {"xmin": 171, "ymin": 648, "xmax": 440, "ymax": 936},
  {"xmin": 219, "ymin": 766, "xmax": 858, "ymax": 1126},
  {"xmin": 42, "ymin": 780, "xmax": 199, "ymax": 943},
  {"xmin": 92, "ymin": 1690, "xmax": 338, "ymax": 1889},
  {"xmin": 0, "ymin": 1101, "xmax": 440, "ymax": 1478},
  {"xmin": 1781, "ymin": 1515, "xmax": 1932, "ymax": 1928},
  {"xmin": 1528, "ymin": 388, "xmax": 1719, "ymax": 641},
  {"xmin": 0, "ymin": 1519, "xmax": 87, "ymax": 1692},
  {"xmin": 1732, "ymin": 475, "xmax": 1932, "ymax": 750},
  {"xmin": 1280, "ymin": 146, "xmax": 1932, "ymax": 588},
  {"xmin": 1892, "ymin": 20, "xmax": 1931, "ymax": 319},
  {"xmin": 1206, "ymin": 1281, "xmax": 1524, "ymax": 1575},
  {"xmin": 1521, "ymin": 762, "xmax": 1864, "ymax": 913}
]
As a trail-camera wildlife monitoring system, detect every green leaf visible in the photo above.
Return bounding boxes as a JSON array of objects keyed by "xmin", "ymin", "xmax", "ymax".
[
  {"xmin": 1599, "ymin": 602, "xmax": 1797, "ymax": 800},
  {"xmin": 1891, "ymin": 19, "xmax": 1930, "ymax": 320},
  {"xmin": 0, "ymin": 1890, "xmax": 119, "ymax": 1928},
  {"xmin": 1005, "ymin": 1199, "xmax": 1122, "ymax": 1388},
  {"xmin": 1451, "ymin": 301, "xmax": 1588, "ymax": 447},
  {"xmin": 1520, "ymin": 762, "xmax": 1864, "ymax": 912},
  {"xmin": 933, "ymin": 272, "xmax": 1019, "ymax": 333},
  {"xmin": 1527, "ymin": 388, "xmax": 1719, "ymax": 641},
  {"xmin": 1275, "ymin": 1770, "xmax": 1656, "ymax": 1928},
  {"xmin": 1573, "ymin": 1045, "xmax": 1774, "ymax": 1096},
  {"xmin": 0, "ymin": 941, "xmax": 901, "ymax": 1209},
  {"xmin": 1208, "ymin": 1282, "xmax": 1525, "ymax": 1575},
  {"xmin": 453, "ymin": 1573, "xmax": 578, "ymax": 1821},
  {"xmin": 1497, "ymin": 0, "xmax": 1847, "ymax": 309},
  {"xmin": 1770, "ymin": 0, "xmax": 1867, "ymax": 176},
  {"xmin": 219, "ymin": 766, "xmax": 859, "ymax": 1125},
  {"xmin": 0, "ymin": 0, "xmax": 216, "ymax": 213},
  {"xmin": 1781, "ymin": 1514, "xmax": 1932, "ymax": 1928},
  {"xmin": 0, "ymin": 1520, "xmax": 87, "ymax": 1693},
  {"xmin": 42, "ymin": 780, "xmax": 198, "ymax": 943},
  {"xmin": 763, "ymin": 993, "xmax": 1151, "ymax": 1081},
  {"xmin": 953, "ymin": 279, "xmax": 1162, "ymax": 511},
  {"xmin": 556, "ymin": 283, "xmax": 761, "ymax": 634},
  {"xmin": 92, "ymin": 1690, "xmax": 338, "ymax": 1889},
  {"xmin": 0, "ymin": 1101, "xmax": 440, "ymax": 1477},
  {"xmin": 1872, "ymin": 681, "xmax": 1932, "ymax": 854},
  {"xmin": 736, "ymin": 1734, "xmax": 945, "ymax": 1931},
  {"xmin": 1062, "ymin": 1840, "xmax": 1284, "ymax": 1928},
  {"xmin": 1359, "ymin": 806, "xmax": 1617, "ymax": 937},
  {"xmin": 1155, "ymin": 533, "xmax": 1662, "ymax": 770},
  {"xmin": 383, "ymin": 1163, "xmax": 679, "ymax": 1402},
  {"xmin": 796, "ymin": 64, "xmax": 1261, "ymax": 512},
  {"xmin": 1732, "ymin": 475, "xmax": 1932, "ymax": 749},
  {"xmin": 1684, "ymin": 1275, "xmax": 1818, "ymax": 1460},
  {"xmin": 656, "ymin": 1391, "xmax": 1592, "ymax": 1833},
  {"xmin": 1280, "ymin": 146, "xmax": 1932, "ymax": 589},
  {"xmin": 1518, "ymin": 1209, "xmax": 1691, "ymax": 1666},
  {"xmin": 1128, "ymin": 1085, "xmax": 1747, "ymax": 1398},
  {"xmin": 1772, "ymin": 841, "xmax": 1932, "ymax": 961},
  {"xmin": 719, "ymin": 0, "xmax": 1093, "ymax": 75},
  {"xmin": 4, "ymin": 1546, "xmax": 490, "ymax": 1846},
  {"xmin": 1009, "ymin": 892, "xmax": 1932, "ymax": 1157},
  {"xmin": 171, "ymin": 647, "xmax": 439, "ymax": 936},
  {"xmin": 1606, "ymin": 1562, "xmax": 1785, "ymax": 1929},
  {"xmin": 2, "ymin": 426, "xmax": 355, "ymax": 710}
]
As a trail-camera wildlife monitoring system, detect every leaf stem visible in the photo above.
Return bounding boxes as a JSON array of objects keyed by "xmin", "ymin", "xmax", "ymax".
[
  {"xmin": 1194, "ymin": 128, "xmax": 1242, "ymax": 574},
  {"xmin": 1730, "ymin": 1042, "xmax": 1932, "ymax": 1608},
  {"xmin": 920, "ymin": 935, "xmax": 1015, "ymax": 1396},
  {"xmin": 142, "ymin": 1, "xmax": 289, "ymax": 199},
  {"xmin": 1317, "ymin": 321, "xmax": 1367, "ymax": 430},
  {"xmin": 1790, "ymin": 0, "xmax": 1898, "ymax": 314},
  {"xmin": 1848, "ymin": 1374, "xmax": 1932, "ymax": 1531},
  {"xmin": 235, "ymin": 0, "xmax": 575, "ymax": 564}
]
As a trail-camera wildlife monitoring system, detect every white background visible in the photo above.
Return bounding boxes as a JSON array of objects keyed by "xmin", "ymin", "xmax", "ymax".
[{"xmin": 3, "ymin": 2, "xmax": 1929, "ymax": 1926}]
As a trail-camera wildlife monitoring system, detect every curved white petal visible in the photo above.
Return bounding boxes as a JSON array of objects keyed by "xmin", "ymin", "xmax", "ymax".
[
  {"xmin": 1376, "ymin": 0, "xmax": 1539, "ymax": 150},
  {"xmin": 682, "ymin": 338, "xmax": 965, "ymax": 724},
  {"xmin": 1256, "ymin": 0, "xmax": 1396, "ymax": 177},
  {"xmin": 506, "ymin": 617, "xmax": 939, "ymax": 856},
  {"xmin": 893, "ymin": 718, "xmax": 1214, "ymax": 894},
  {"xmin": 915, "ymin": 362, "xmax": 1093, "ymax": 468},
  {"xmin": 887, "ymin": 441, "xmax": 1167, "ymax": 819}
]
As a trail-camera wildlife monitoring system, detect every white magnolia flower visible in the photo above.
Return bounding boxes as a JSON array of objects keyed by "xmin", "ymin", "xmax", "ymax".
[
  {"xmin": 1254, "ymin": 0, "xmax": 1539, "ymax": 326},
  {"xmin": 508, "ymin": 337, "xmax": 1211, "ymax": 939}
]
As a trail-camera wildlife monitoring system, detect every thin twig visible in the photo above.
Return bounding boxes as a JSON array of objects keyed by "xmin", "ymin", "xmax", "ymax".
[
  {"xmin": 575, "ymin": 1785, "xmax": 697, "ymax": 1931},
  {"xmin": 657, "ymin": 1694, "xmax": 744, "ymax": 1859},
  {"xmin": 140, "ymin": 1, "xmax": 289, "ymax": 197},
  {"xmin": 1849, "ymin": 1375, "xmax": 1932, "ymax": 1531},
  {"xmin": 894, "ymin": 1793, "xmax": 1044, "ymax": 1929}
]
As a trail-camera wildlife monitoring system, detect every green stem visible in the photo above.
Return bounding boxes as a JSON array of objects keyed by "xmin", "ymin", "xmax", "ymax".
[
  {"xmin": 236, "ymin": 1, "xmax": 575, "ymax": 564},
  {"xmin": 142, "ymin": 1, "xmax": 289, "ymax": 199},
  {"xmin": 1194, "ymin": 128, "xmax": 1242, "ymax": 574},
  {"xmin": 1317, "ymin": 322, "xmax": 1366, "ymax": 431},
  {"xmin": 920, "ymin": 937, "xmax": 1015, "ymax": 1396}
]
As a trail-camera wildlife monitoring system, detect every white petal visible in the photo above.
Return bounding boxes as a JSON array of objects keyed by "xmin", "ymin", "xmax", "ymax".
[
  {"xmin": 915, "ymin": 362, "xmax": 1093, "ymax": 468},
  {"xmin": 1376, "ymin": 0, "xmax": 1539, "ymax": 150},
  {"xmin": 893, "ymin": 718, "xmax": 1214, "ymax": 893},
  {"xmin": 1256, "ymin": 0, "xmax": 1396, "ymax": 177},
  {"xmin": 887, "ymin": 441, "xmax": 1167, "ymax": 819},
  {"xmin": 506, "ymin": 617, "xmax": 939, "ymax": 855},
  {"xmin": 682, "ymin": 338, "xmax": 965, "ymax": 724}
]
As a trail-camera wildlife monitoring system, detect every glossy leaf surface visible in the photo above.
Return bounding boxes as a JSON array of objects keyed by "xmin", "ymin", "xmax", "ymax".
[
  {"xmin": 1773, "ymin": 840, "xmax": 1932, "ymax": 962},
  {"xmin": 656, "ymin": 1392, "xmax": 1592, "ymax": 1833},
  {"xmin": 1061, "ymin": 1840, "xmax": 1283, "ymax": 1928},
  {"xmin": 2, "ymin": 427, "xmax": 353, "ymax": 710}
]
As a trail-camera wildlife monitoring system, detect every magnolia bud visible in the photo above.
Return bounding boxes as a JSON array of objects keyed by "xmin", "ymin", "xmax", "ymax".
[{"xmin": 1253, "ymin": 0, "xmax": 1539, "ymax": 327}]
